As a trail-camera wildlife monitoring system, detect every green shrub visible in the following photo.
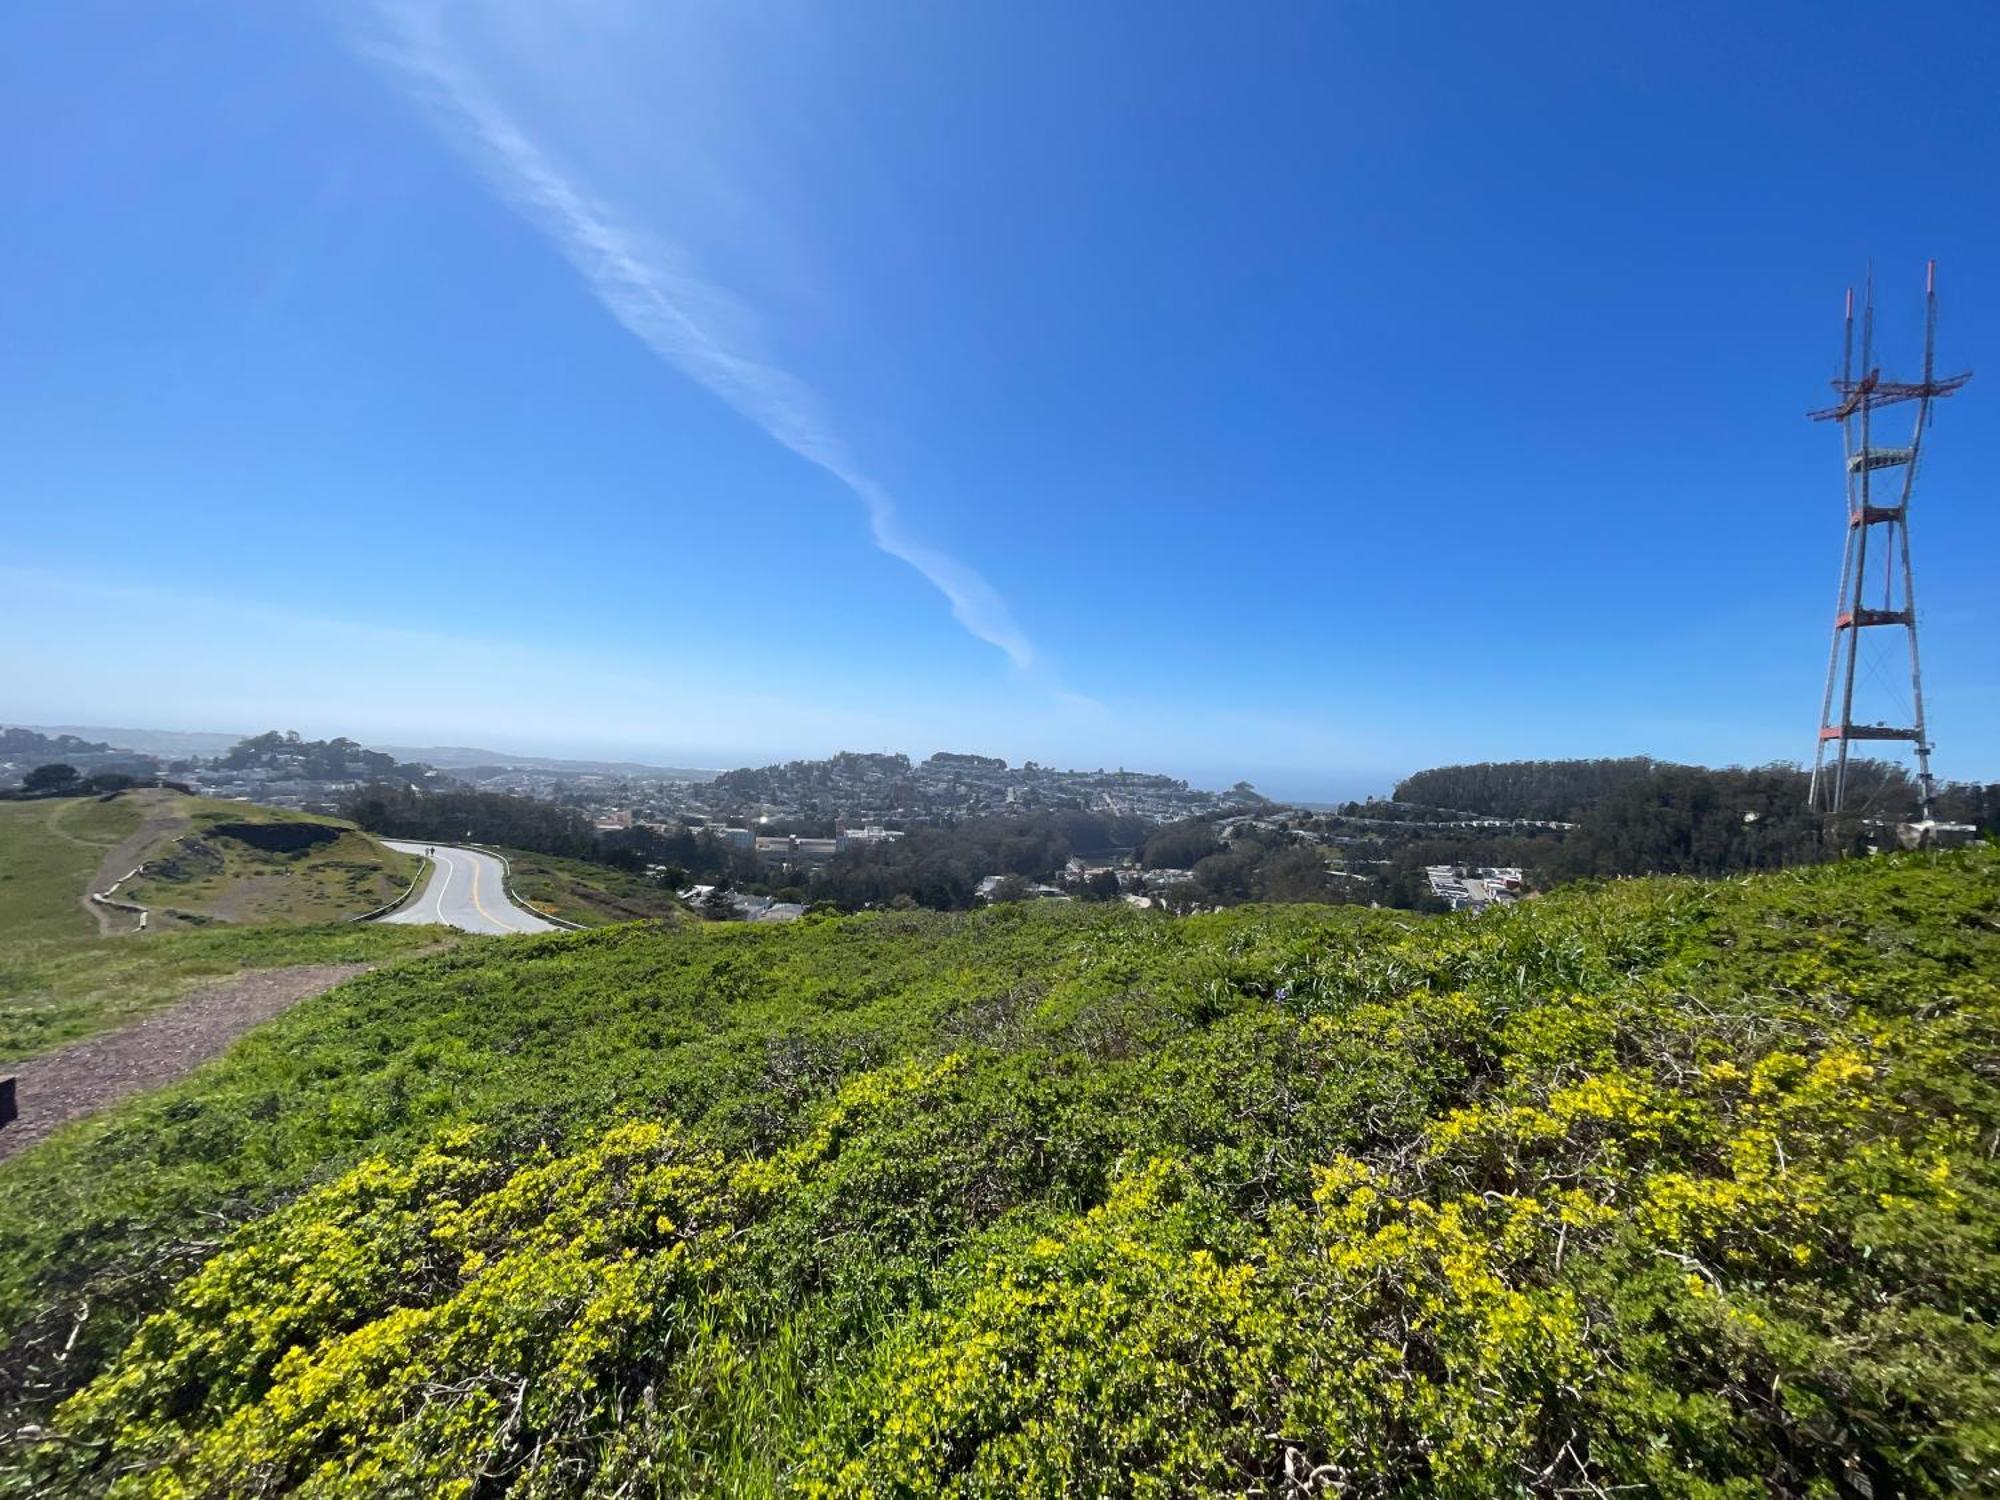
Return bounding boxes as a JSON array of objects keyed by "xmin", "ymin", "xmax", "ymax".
[{"xmin": 6, "ymin": 849, "xmax": 1998, "ymax": 1496}]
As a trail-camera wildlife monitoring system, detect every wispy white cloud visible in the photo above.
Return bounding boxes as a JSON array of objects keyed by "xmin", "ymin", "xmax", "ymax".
[{"xmin": 364, "ymin": 3, "xmax": 1036, "ymax": 670}]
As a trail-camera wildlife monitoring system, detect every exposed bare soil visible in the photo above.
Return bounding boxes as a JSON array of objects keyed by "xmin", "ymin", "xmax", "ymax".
[
  {"xmin": 0, "ymin": 963, "xmax": 369, "ymax": 1163},
  {"xmin": 82, "ymin": 791, "xmax": 192, "ymax": 936}
]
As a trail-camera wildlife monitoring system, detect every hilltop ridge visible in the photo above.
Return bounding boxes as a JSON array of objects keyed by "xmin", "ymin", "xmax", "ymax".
[{"xmin": 0, "ymin": 789, "xmax": 418, "ymax": 943}]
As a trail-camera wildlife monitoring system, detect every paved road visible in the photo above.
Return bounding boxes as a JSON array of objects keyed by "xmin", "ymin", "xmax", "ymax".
[{"xmin": 378, "ymin": 842, "xmax": 557, "ymax": 935}]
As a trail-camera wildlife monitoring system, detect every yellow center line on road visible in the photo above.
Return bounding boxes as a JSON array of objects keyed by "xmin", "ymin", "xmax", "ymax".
[{"xmin": 466, "ymin": 850, "xmax": 522, "ymax": 934}]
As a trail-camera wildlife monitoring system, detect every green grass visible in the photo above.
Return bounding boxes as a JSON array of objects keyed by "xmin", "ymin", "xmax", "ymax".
[
  {"xmin": 2, "ymin": 850, "xmax": 1996, "ymax": 1496},
  {"xmin": 120, "ymin": 800, "xmax": 420, "ymax": 927},
  {"xmin": 0, "ymin": 923, "xmax": 463, "ymax": 1065},
  {"xmin": 0, "ymin": 792, "xmax": 419, "ymax": 944},
  {"xmin": 498, "ymin": 847, "xmax": 685, "ymax": 927},
  {"xmin": 0, "ymin": 796, "xmax": 146, "ymax": 943},
  {"xmin": 0, "ymin": 793, "xmax": 448, "ymax": 1065}
]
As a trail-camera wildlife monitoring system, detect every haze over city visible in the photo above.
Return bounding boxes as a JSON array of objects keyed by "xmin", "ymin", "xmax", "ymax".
[{"xmin": 8, "ymin": 1, "xmax": 1998, "ymax": 800}]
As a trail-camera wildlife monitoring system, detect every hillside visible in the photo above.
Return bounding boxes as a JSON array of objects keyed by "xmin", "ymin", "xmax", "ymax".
[
  {"xmin": 0, "ymin": 790, "xmax": 421, "ymax": 940},
  {"xmin": 0, "ymin": 789, "xmax": 451, "ymax": 1063},
  {"xmin": 116, "ymin": 795, "xmax": 421, "ymax": 927},
  {"xmin": 18, "ymin": 726, "xmax": 244, "ymax": 761},
  {"xmin": 2, "ymin": 850, "xmax": 1996, "ymax": 1495},
  {"xmin": 498, "ymin": 848, "xmax": 685, "ymax": 927},
  {"xmin": 0, "ymin": 795, "xmax": 149, "ymax": 942}
]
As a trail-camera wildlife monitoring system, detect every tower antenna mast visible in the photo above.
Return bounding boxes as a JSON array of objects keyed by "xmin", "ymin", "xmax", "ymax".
[{"xmin": 1806, "ymin": 262, "xmax": 1970, "ymax": 819}]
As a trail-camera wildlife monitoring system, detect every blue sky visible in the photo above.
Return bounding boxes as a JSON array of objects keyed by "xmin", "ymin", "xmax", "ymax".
[{"xmin": 5, "ymin": 1, "xmax": 1996, "ymax": 800}]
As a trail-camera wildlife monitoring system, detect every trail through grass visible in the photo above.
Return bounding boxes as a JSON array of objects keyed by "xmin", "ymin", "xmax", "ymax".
[
  {"xmin": 0, "ymin": 923, "xmax": 462, "ymax": 1064},
  {"xmin": 0, "ymin": 797, "xmax": 146, "ymax": 943}
]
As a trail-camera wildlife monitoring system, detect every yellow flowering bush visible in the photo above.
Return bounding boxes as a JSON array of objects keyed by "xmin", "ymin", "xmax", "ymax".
[
  {"xmin": 54, "ymin": 1122, "xmax": 742, "ymax": 1497},
  {"xmin": 10, "ymin": 848, "xmax": 1999, "ymax": 1496}
]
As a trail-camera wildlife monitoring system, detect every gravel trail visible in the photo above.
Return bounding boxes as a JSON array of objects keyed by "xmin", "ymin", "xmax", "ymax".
[{"xmin": 0, "ymin": 963, "xmax": 370, "ymax": 1163}]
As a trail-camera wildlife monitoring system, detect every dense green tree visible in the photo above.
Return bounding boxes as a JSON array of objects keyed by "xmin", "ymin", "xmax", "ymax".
[
  {"xmin": 1141, "ymin": 820, "xmax": 1221, "ymax": 870},
  {"xmin": 341, "ymin": 784, "xmax": 598, "ymax": 858},
  {"xmin": 1547, "ymin": 763, "xmax": 1821, "ymax": 878},
  {"xmin": 1256, "ymin": 845, "xmax": 1342, "ymax": 903},
  {"xmin": 23, "ymin": 763, "xmax": 79, "ymax": 794},
  {"xmin": 1393, "ymin": 757, "xmax": 1667, "ymax": 820},
  {"xmin": 1189, "ymin": 848, "xmax": 1260, "ymax": 902},
  {"xmin": 220, "ymin": 732, "xmax": 437, "ymax": 784}
]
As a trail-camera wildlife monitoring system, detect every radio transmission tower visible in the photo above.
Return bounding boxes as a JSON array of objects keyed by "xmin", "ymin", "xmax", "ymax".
[{"xmin": 1807, "ymin": 262, "xmax": 1970, "ymax": 818}]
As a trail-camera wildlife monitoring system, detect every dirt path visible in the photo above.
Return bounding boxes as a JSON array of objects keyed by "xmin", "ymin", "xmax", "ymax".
[
  {"xmin": 30, "ymin": 798, "xmax": 140, "ymax": 938},
  {"xmin": 0, "ymin": 963, "xmax": 370, "ymax": 1164},
  {"xmin": 80, "ymin": 792, "xmax": 192, "ymax": 936}
]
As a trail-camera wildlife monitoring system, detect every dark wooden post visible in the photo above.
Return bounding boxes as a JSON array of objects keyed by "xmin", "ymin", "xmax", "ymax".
[{"xmin": 0, "ymin": 1075, "xmax": 16, "ymax": 1128}]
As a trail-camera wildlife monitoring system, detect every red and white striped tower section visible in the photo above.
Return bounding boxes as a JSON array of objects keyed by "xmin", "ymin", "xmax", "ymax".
[{"xmin": 1806, "ymin": 262, "xmax": 1971, "ymax": 818}]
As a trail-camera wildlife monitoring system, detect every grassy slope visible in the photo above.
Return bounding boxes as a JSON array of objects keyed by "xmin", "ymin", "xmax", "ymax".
[
  {"xmin": 120, "ymin": 798, "xmax": 420, "ymax": 927},
  {"xmin": 497, "ymin": 848, "xmax": 684, "ymax": 927},
  {"xmin": 0, "ymin": 793, "xmax": 439, "ymax": 1060},
  {"xmin": 1, "ymin": 851, "xmax": 1996, "ymax": 1496},
  {"xmin": 0, "ymin": 923, "xmax": 459, "ymax": 1064},
  {"xmin": 0, "ymin": 796, "xmax": 146, "ymax": 943}
]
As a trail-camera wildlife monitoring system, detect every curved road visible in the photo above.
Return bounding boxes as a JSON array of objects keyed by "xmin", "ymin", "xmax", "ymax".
[{"xmin": 378, "ymin": 842, "xmax": 557, "ymax": 935}]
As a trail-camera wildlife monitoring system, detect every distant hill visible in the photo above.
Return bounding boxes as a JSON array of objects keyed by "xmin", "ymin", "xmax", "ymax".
[
  {"xmin": 212, "ymin": 732, "xmax": 448, "ymax": 788},
  {"xmin": 21, "ymin": 726, "xmax": 714, "ymax": 783},
  {"xmin": 1389, "ymin": 754, "xmax": 1965, "ymax": 826},
  {"xmin": 23, "ymin": 725, "xmax": 244, "ymax": 760},
  {"xmin": 23, "ymin": 728, "xmax": 713, "ymax": 781},
  {"xmin": 2, "ymin": 727, "xmax": 163, "ymax": 788},
  {"xmin": 1393, "ymin": 757, "xmax": 1679, "ymax": 822},
  {"xmin": 373, "ymin": 744, "xmax": 716, "ymax": 779},
  {"xmin": 1, "ymin": 727, "xmax": 114, "ymax": 757}
]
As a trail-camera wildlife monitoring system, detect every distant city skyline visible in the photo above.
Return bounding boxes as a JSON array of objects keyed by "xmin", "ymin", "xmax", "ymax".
[
  {"xmin": 18, "ymin": 709, "xmax": 1390, "ymax": 806},
  {"xmin": 7, "ymin": 3, "xmax": 1996, "ymax": 798}
]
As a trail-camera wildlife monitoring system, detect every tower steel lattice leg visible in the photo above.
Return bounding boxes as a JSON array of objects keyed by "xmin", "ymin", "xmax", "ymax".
[{"xmin": 1806, "ymin": 261, "xmax": 1967, "ymax": 821}]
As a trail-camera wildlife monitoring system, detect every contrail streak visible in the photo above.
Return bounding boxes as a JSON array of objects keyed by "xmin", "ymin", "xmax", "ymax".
[{"xmin": 369, "ymin": 4, "xmax": 1035, "ymax": 669}]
